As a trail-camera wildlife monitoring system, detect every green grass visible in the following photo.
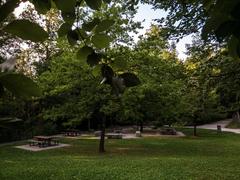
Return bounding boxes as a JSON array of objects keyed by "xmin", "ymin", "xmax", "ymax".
[
  {"xmin": 226, "ymin": 120, "xmax": 240, "ymax": 129},
  {"xmin": 1, "ymin": 129, "xmax": 240, "ymax": 180}
]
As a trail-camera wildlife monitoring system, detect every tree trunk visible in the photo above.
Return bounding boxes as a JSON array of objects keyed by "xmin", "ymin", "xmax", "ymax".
[
  {"xmin": 88, "ymin": 119, "xmax": 91, "ymax": 132},
  {"xmin": 140, "ymin": 121, "xmax": 143, "ymax": 132},
  {"xmin": 99, "ymin": 115, "xmax": 106, "ymax": 153},
  {"xmin": 193, "ymin": 124, "xmax": 197, "ymax": 136},
  {"xmin": 233, "ymin": 111, "xmax": 240, "ymax": 122}
]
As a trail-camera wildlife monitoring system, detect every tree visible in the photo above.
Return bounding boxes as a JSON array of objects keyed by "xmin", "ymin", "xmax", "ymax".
[
  {"xmin": 184, "ymin": 35, "xmax": 225, "ymax": 136},
  {"xmin": 1, "ymin": 0, "xmax": 141, "ymax": 152},
  {"xmin": 109, "ymin": 25, "xmax": 186, "ymax": 130},
  {"xmin": 3, "ymin": 0, "xmax": 237, "ymax": 148},
  {"xmin": 205, "ymin": 50, "xmax": 240, "ymax": 122},
  {"xmin": 142, "ymin": 0, "xmax": 206, "ymax": 39},
  {"xmin": 141, "ymin": 0, "xmax": 240, "ymax": 58},
  {"xmin": 0, "ymin": 60, "xmax": 42, "ymax": 136}
]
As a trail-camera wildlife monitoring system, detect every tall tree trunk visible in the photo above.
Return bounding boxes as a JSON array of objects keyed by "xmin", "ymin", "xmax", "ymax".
[
  {"xmin": 140, "ymin": 121, "xmax": 143, "ymax": 132},
  {"xmin": 193, "ymin": 123, "xmax": 197, "ymax": 136},
  {"xmin": 88, "ymin": 119, "xmax": 91, "ymax": 132},
  {"xmin": 99, "ymin": 115, "xmax": 106, "ymax": 153},
  {"xmin": 232, "ymin": 111, "xmax": 240, "ymax": 122}
]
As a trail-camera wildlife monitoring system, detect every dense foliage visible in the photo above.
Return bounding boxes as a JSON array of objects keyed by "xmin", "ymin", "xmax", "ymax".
[{"xmin": 0, "ymin": 0, "xmax": 240, "ymax": 148}]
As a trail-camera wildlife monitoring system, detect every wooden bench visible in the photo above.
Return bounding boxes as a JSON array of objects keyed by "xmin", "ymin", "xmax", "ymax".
[
  {"xmin": 114, "ymin": 129, "xmax": 122, "ymax": 134},
  {"xmin": 94, "ymin": 131, "xmax": 101, "ymax": 137},
  {"xmin": 64, "ymin": 130, "xmax": 81, "ymax": 137},
  {"xmin": 106, "ymin": 133, "xmax": 123, "ymax": 139},
  {"xmin": 51, "ymin": 137, "xmax": 60, "ymax": 145},
  {"xmin": 28, "ymin": 140, "xmax": 37, "ymax": 146},
  {"xmin": 135, "ymin": 131, "xmax": 142, "ymax": 137},
  {"xmin": 28, "ymin": 140, "xmax": 46, "ymax": 147},
  {"xmin": 159, "ymin": 127, "xmax": 177, "ymax": 135}
]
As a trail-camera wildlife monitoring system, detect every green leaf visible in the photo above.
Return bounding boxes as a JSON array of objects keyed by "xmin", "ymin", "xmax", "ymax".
[
  {"xmin": 3, "ymin": 20, "xmax": 48, "ymax": 42},
  {"xmin": 0, "ymin": 73, "xmax": 42, "ymax": 98},
  {"xmin": 119, "ymin": 73, "xmax": 140, "ymax": 87},
  {"xmin": 91, "ymin": 34, "xmax": 112, "ymax": 49},
  {"xmin": 82, "ymin": 18, "xmax": 100, "ymax": 32},
  {"xmin": 67, "ymin": 30, "xmax": 79, "ymax": 45},
  {"xmin": 112, "ymin": 58, "xmax": 127, "ymax": 70},
  {"xmin": 203, "ymin": 0, "xmax": 214, "ymax": 11},
  {"xmin": 78, "ymin": 29, "xmax": 88, "ymax": 39},
  {"xmin": 77, "ymin": 46, "xmax": 94, "ymax": 61},
  {"xmin": 92, "ymin": 65, "xmax": 101, "ymax": 77},
  {"xmin": 62, "ymin": 12, "xmax": 76, "ymax": 24},
  {"xmin": 0, "ymin": 0, "xmax": 19, "ymax": 23},
  {"xmin": 101, "ymin": 65, "xmax": 114, "ymax": 79},
  {"xmin": 87, "ymin": 52, "xmax": 102, "ymax": 66},
  {"xmin": 84, "ymin": 0, "xmax": 102, "ymax": 10},
  {"xmin": 228, "ymin": 36, "xmax": 240, "ymax": 58},
  {"xmin": 58, "ymin": 23, "xmax": 72, "ymax": 37},
  {"xmin": 76, "ymin": 0, "xmax": 85, "ymax": 6},
  {"xmin": 53, "ymin": 0, "xmax": 76, "ymax": 12},
  {"xmin": 32, "ymin": 0, "xmax": 51, "ymax": 14},
  {"xmin": 95, "ymin": 19, "xmax": 115, "ymax": 33}
]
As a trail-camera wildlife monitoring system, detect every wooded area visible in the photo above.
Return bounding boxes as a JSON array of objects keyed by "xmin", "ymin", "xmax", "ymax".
[{"xmin": 0, "ymin": 0, "xmax": 240, "ymax": 153}]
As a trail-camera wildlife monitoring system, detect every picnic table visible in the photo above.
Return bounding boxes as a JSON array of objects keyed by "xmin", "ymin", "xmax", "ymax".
[
  {"xmin": 34, "ymin": 136, "xmax": 53, "ymax": 146},
  {"xmin": 63, "ymin": 130, "xmax": 81, "ymax": 137},
  {"xmin": 29, "ymin": 136, "xmax": 59, "ymax": 148}
]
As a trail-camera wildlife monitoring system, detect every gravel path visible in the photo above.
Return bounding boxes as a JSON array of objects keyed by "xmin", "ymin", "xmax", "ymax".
[{"xmin": 195, "ymin": 119, "xmax": 240, "ymax": 134}]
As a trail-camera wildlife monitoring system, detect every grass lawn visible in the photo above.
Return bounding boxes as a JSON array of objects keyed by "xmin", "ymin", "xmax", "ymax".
[{"xmin": 1, "ymin": 128, "xmax": 240, "ymax": 180}]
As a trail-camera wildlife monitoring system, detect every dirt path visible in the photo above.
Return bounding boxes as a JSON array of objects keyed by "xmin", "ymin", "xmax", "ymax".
[{"xmin": 196, "ymin": 119, "xmax": 240, "ymax": 134}]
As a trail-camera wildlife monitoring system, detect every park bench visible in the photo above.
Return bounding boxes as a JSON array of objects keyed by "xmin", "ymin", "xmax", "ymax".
[
  {"xmin": 94, "ymin": 131, "xmax": 101, "ymax": 137},
  {"xmin": 159, "ymin": 127, "xmax": 177, "ymax": 135},
  {"xmin": 28, "ymin": 140, "xmax": 46, "ymax": 147},
  {"xmin": 135, "ymin": 131, "xmax": 142, "ymax": 137},
  {"xmin": 50, "ymin": 137, "xmax": 60, "ymax": 145},
  {"xmin": 106, "ymin": 133, "xmax": 123, "ymax": 139},
  {"xmin": 63, "ymin": 130, "xmax": 81, "ymax": 136},
  {"xmin": 113, "ymin": 129, "xmax": 122, "ymax": 134}
]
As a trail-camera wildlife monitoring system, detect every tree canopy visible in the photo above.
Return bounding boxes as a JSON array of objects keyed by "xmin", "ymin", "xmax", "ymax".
[{"xmin": 1, "ymin": 0, "xmax": 240, "ymax": 150}]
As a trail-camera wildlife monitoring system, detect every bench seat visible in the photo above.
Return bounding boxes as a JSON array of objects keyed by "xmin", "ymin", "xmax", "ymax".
[
  {"xmin": 28, "ymin": 140, "xmax": 46, "ymax": 147},
  {"xmin": 106, "ymin": 133, "xmax": 123, "ymax": 139}
]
